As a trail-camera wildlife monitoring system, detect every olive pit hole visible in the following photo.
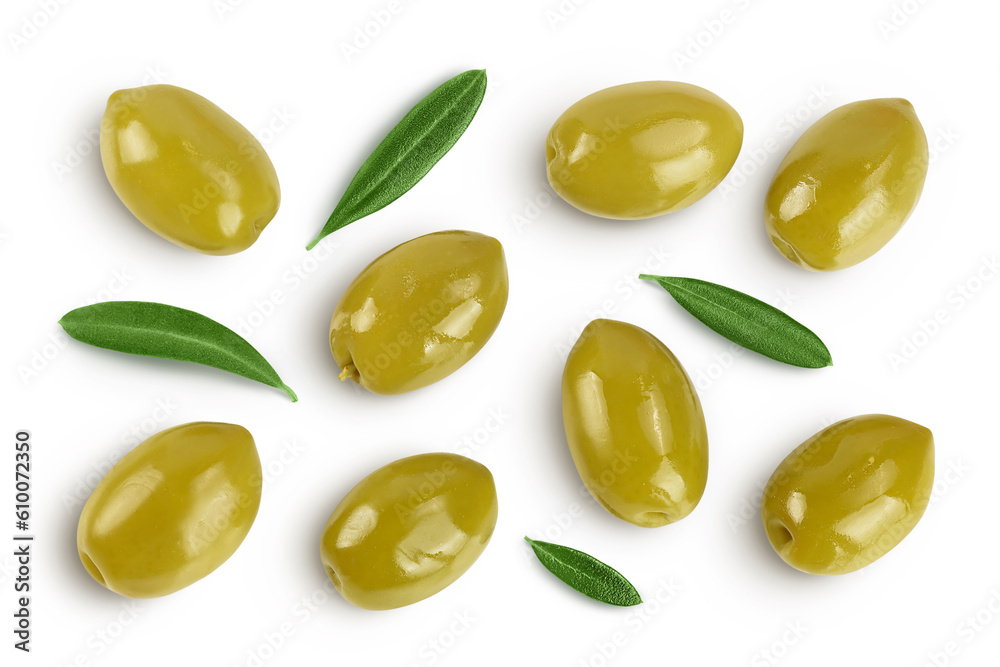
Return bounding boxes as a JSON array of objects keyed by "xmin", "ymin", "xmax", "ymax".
[
  {"xmin": 545, "ymin": 142, "xmax": 556, "ymax": 163},
  {"xmin": 638, "ymin": 511, "xmax": 671, "ymax": 527},
  {"xmin": 80, "ymin": 552, "xmax": 106, "ymax": 587},
  {"xmin": 768, "ymin": 521, "xmax": 794, "ymax": 551},
  {"xmin": 324, "ymin": 565, "xmax": 342, "ymax": 591}
]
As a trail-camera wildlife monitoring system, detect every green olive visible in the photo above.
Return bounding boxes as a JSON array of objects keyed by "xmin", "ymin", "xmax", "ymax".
[
  {"xmin": 77, "ymin": 422, "xmax": 262, "ymax": 598},
  {"xmin": 562, "ymin": 319, "xmax": 709, "ymax": 527},
  {"xmin": 545, "ymin": 81, "xmax": 743, "ymax": 220},
  {"xmin": 761, "ymin": 414, "xmax": 934, "ymax": 575},
  {"xmin": 320, "ymin": 453, "xmax": 497, "ymax": 610},
  {"xmin": 765, "ymin": 98, "xmax": 928, "ymax": 271},
  {"xmin": 330, "ymin": 230, "xmax": 508, "ymax": 395},
  {"xmin": 100, "ymin": 84, "xmax": 280, "ymax": 255}
]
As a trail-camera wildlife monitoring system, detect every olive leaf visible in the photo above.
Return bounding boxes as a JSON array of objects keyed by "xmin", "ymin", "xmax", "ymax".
[
  {"xmin": 524, "ymin": 537, "xmax": 642, "ymax": 607},
  {"xmin": 59, "ymin": 301, "xmax": 298, "ymax": 401},
  {"xmin": 306, "ymin": 69, "xmax": 488, "ymax": 249},
  {"xmin": 638, "ymin": 275, "xmax": 832, "ymax": 369}
]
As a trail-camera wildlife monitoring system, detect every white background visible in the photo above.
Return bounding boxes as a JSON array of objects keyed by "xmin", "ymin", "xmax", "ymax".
[{"xmin": 2, "ymin": 0, "xmax": 999, "ymax": 665}]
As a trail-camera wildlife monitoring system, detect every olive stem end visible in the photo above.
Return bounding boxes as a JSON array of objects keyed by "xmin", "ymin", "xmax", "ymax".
[{"xmin": 338, "ymin": 363, "xmax": 359, "ymax": 383}]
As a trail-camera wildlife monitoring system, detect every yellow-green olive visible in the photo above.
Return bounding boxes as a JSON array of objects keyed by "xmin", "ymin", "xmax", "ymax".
[
  {"xmin": 765, "ymin": 98, "xmax": 928, "ymax": 271},
  {"xmin": 100, "ymin": 84, "xmax": 280, "ymax": 255},
  {"xmin": 77, "ymin": 422, "xmax": 262, "ymax": 598},
  {"xmin": 320, "ymin": 453, "xmax": 498, "ymax": 610},
  {"xmin": 330, "ymin": 230, "xmax": 508, "ymax": 395},
  {"xmin": 562, "ymin": 319, "xmax": 709, "ymax": 527},
  {"xmin": 545, "ymin": 81, "xmax": 743, "ymax": 219},
  {"xmin": 761, "ymin": 414, "xmax": 934, "ymax": 575}
]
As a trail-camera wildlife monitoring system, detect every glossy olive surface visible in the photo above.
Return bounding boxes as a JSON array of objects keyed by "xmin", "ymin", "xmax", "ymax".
[
  {"xmin": 77, "ymin": 422, "xmax": 262, "ymax": 598},
  {"xmin": 330, "ymin": 230, "xmax": 508, "ymax": 395},
  {"xmin": 562, "ymin": 319, "xmax": 709, "ymax": 527},
  {"xmin": 100, "ymin": 84, "xmax": 280, "ymax": 255},
  {"xmin": 545, "ymin": 81, "xmax": 743, "ymax": 219},
  {"xmin": 765, "ymin": 98, "xmax": 928, "ymax": 271},
  {"xmin": 320, "ymin": 453, "xmax": 497, "ymax": 610},
  {"xmin": 761, "ymin": 414, "xmax": 934, "ymax": 575}
]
